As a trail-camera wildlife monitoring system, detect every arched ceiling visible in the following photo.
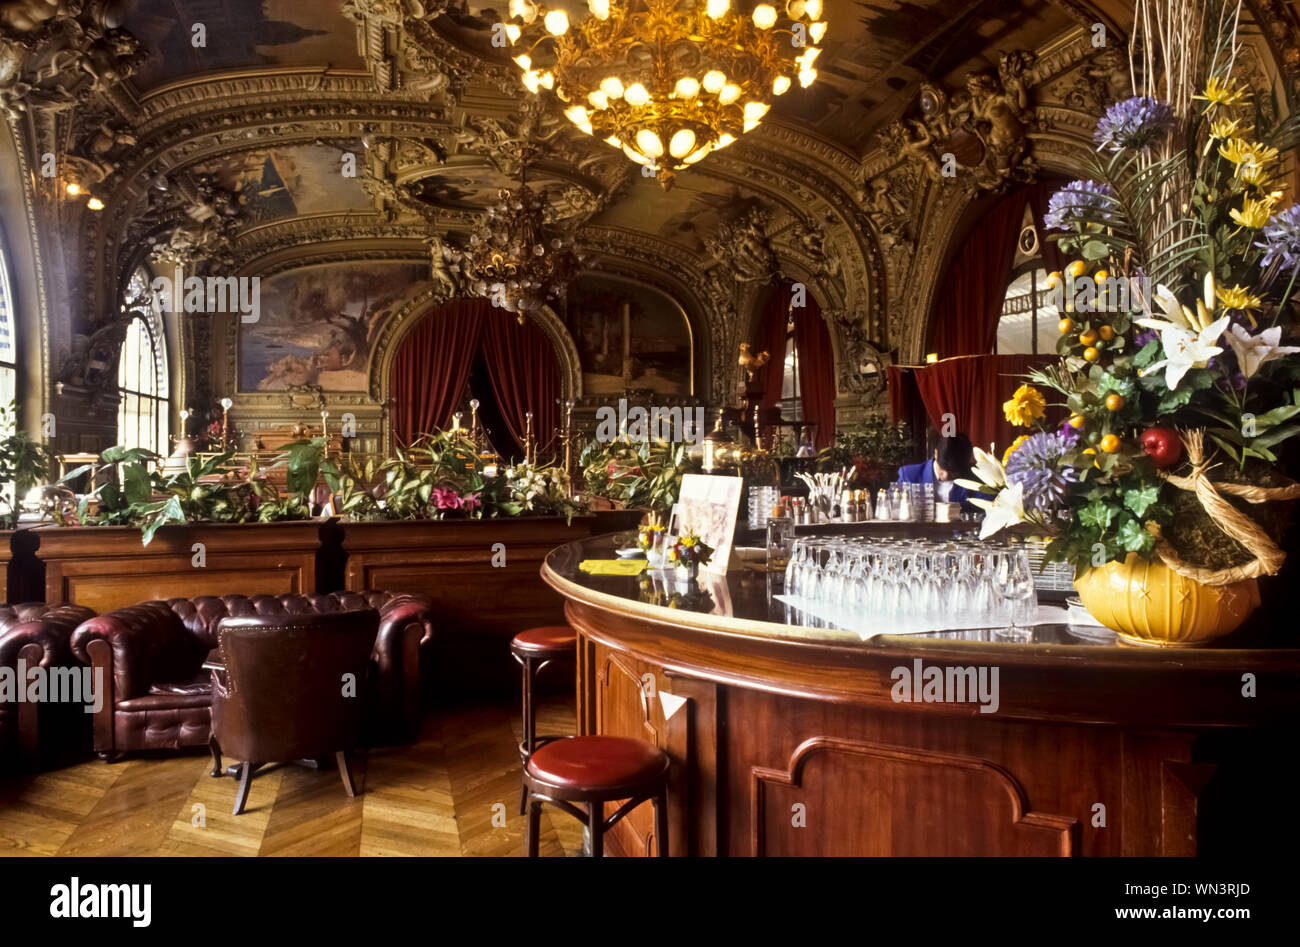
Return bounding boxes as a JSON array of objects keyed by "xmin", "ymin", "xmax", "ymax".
[{"xmin": 10, "ymin": 0, "xmax": 1300, "ymax": 419}]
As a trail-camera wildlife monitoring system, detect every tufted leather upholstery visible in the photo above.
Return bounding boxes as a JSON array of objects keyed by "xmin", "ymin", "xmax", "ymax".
[
  {"xmin": 0, "ymin": 603, "xmax": 97, "ymax": 756},
  {"xmin": 70, "ymin": 591, "xmax": 435, "ymax": 758}
]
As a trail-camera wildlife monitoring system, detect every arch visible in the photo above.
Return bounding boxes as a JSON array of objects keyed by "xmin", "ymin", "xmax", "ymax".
[{"xmin": 371, "ymin": 293, "xmax": 581, "ymax": 454}]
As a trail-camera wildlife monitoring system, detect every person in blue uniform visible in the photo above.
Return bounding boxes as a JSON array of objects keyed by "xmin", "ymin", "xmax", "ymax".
[{"xmin": 897, "ymin": 432, "xmax": 974, "ymax": 506}]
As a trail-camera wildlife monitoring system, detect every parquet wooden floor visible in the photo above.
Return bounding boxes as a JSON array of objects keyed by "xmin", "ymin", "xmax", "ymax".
[{"xmin": 0, "ymin": 695, "xmax": 586, "ymax": 857}]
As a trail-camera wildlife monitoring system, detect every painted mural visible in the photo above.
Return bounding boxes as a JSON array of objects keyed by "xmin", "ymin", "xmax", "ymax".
[
  {"xmin": 240, "ymin": 262, "xmax": 427, "ymax": 392},
  {"xmin": 195, "ymin": 142, "xmax": 370, "ymax": 225},
  {"xmin": 562, "ymin": 274, "xmax": 692, "ymax": 396},
  {"xmin": 129, "ymin": 0, "xmax": 364, "ymax": 89}
]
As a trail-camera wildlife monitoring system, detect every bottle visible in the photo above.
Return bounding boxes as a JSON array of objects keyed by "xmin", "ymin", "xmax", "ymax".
[
  {"xmin": 875, "ymin": 490, "xmax": 890, "ymax": 521},
  {"xmin": 840, "ymin": 490, "xmax": 855, "ymax": 523},
  {"xmin": 897, "ymin": 489, "xmax": 912, "ymax": 522}
]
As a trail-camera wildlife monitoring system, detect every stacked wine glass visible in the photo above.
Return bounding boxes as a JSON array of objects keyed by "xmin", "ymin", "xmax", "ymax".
[{"xmin": 779, "ymin": 536, "xmax": 1038, "ymax": 639}]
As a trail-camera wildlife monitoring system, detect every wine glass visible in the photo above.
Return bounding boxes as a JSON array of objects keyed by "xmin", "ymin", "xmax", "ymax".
[{"xmin": 991, "ymin": 548, "xmax": 1036, "ymax": 641}]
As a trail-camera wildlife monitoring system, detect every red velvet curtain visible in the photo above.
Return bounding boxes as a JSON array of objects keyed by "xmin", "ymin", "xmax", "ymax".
[
  {"xmin": 926, "ymin": 189, "xmax": 1031, "ymax": 357},
  {"xmin": 794, "ymin": 294, "xmax": 836, "ymax": 449},
  {"xmin": 752, "ymin": 284, "xmax": 790, "ymax": 412},
  {"xmin": 911, "ymin": 354, "xmax": 1058, "ymax": 454},
  {"xmin": 389, "ymin": 298, "xmax": 491, "ymax": 446},
  {"xmin": 480, "ymin": 309, "xmax": 561, "ymax": 450}
]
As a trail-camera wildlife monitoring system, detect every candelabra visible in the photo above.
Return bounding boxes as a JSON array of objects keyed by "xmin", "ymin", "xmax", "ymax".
[{"xmin": 220, "ymin": 397, "xmax": 233, "ymax": 450}]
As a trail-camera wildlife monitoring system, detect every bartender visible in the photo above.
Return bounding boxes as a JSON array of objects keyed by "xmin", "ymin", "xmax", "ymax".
[{"xmin": 897, "ymin": 432, "xmax": 974, "ymax": 506}]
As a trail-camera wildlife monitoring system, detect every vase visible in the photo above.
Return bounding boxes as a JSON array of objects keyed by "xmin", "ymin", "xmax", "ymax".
[
  {"xmin": 674, "ymin": 562, "xmax": 698, "ymax": 591},
  {"xmin": 1073, "ymin": 552, "xmax": 1260, "ymax": 647}
]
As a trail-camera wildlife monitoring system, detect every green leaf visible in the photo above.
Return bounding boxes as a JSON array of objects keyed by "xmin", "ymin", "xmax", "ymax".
[
  {"xmin": 1082, "ymin": 239, "xmax": 1109, "ymax": 260},
  {"xmin": 1122, "ymin": 484, "xmax": 1160, "ymax": 517},
  {"xmin": 1117, "ymin": 517, "xmax": 1154, "ymax": 554},
  {"xmin": 140, "ymin": 495, "xmax": 185, "ymax": 547},
  {"xmin": 1079, "ymin": 499, "xmax": 1115, "ymax": 531},
  {"xmin": 122, "ymin": 462, "xmax": 153, "ymax": 505}
]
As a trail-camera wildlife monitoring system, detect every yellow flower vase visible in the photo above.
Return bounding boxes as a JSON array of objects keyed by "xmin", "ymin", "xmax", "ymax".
[{"xmin": 1073, "ymin": 553, "xmax": 1261, "ymax": 647}]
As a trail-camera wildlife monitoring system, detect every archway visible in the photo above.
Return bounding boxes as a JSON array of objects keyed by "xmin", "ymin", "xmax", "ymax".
[{"xmin": 387, "ymin": 298, "xmax": 565, "ymax": 459}]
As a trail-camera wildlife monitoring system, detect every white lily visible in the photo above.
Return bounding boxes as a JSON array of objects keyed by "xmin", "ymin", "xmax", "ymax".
[
  {"xmin": 1224, "ymin": 323, "xmax": 1300, "ymax": 378},
  {"xmin": 968, "ymin": 446, "xmax": 1006, "ymax": 488},
  {"xmin": 1137, "ymin": 281, "xmax": 1193, "ymax": 329},
  {"xmin": 969, "ymin": 482, "xmax": 1027, "ymax": 540},
  {"xmin": 1136, "ymin": 314, "xmax": 1230, "ymax": 389}
]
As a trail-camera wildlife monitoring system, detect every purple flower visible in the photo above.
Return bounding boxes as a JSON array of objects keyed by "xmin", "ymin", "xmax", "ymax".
[
  {"xmin": 1093, "ymin": 96, "xmax": 1177, "ymax": 152},
  {"xmin": 1057, "ymin": 422, "xmax": 1080, "ymax": 445},
  {"xmin": 1256, "ymin": 203, "xmax": 1300, "ymax": 271},
  {"xmin": 1043, "ymin": 179, "xmax": 1116, "ymax": 231},
  {"xmin": 1134, "ymin": 328, "xmax": 1159, "ymax": 348},
  {"xmin": 1005, "ymin": 431, "xmax": 1080, "ymax": 512}
]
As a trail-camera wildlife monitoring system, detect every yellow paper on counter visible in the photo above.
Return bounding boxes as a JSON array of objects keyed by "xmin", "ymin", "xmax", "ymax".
[{"xmin": 580, "ymin": 559, "xmax": 648, "ymax": 576}]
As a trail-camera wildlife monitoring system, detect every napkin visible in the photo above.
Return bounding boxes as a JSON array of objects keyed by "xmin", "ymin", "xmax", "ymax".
[{"xmin": 580, "ymin": 559, "xmax": 649, "ymax": 576}]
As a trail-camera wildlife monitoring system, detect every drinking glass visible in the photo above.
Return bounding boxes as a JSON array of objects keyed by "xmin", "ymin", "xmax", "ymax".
[
  {"xmin": 992, "ymin": 548, "xmax": 1037, "ymax": 641},
  {"xmin": 766, "ymin": 516, "xmax": 795, "ymax": 572}
]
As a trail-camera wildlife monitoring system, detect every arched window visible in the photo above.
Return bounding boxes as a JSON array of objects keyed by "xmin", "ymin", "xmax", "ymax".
[
  {"xmin": 995, "ymin": 205, "xmax": 1058, "ymax": 355},
  {"xmin": 117, "ymin": 269, "xmax": 169, "ymax": 456},
  {"xmin": 0, "ymin": 238, "xmax": 16, "ymax": 430},
  {"xmin": 779, "ymin": 307, "xmax": 802, "ymax": 421}
]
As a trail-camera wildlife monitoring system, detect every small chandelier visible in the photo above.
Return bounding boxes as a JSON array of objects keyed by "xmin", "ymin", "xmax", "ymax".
[
  {"xmin": 504, "ymin": 0, "xmax": 827, "ymax": 188},
  {"xmin": 444, "ymin": 169, "xmax": 581, "ymax": 321}
]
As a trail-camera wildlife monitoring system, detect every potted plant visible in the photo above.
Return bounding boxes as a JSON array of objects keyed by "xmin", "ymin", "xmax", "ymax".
[
  {"xmin": 666, "ymin": 530, "xmax": 713, "ymax": 587},
  {"xmin": 960, "ymin": 7, "xmax": 1300, "ymax": 646},
  {"xmin": 0, "ymin": 402, "xmax": 54, "ymax": 531}
]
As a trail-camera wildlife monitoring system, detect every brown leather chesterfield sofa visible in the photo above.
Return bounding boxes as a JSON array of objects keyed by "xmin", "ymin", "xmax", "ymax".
[
  {"xmin": 70, "ymin": 592, "xmax": 434, "ymax": 760},
  {"xmin": 1, "ymin": 603, "xmax": 97, "ymax": 758}
]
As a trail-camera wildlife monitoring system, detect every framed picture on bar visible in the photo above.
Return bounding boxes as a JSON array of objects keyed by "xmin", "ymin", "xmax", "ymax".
[{"xmin": 674, "ymin": 473, "xmax": 743, "ymax": 575}]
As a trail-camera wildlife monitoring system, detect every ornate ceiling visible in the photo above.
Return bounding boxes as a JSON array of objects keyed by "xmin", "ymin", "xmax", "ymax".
[{"xmin": 4, "ymin": 0, "xmax": 1300, "ymax": 431}]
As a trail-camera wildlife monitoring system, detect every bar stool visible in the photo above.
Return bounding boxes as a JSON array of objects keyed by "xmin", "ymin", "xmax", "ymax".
[
  {"xmin": 510, "ymin": 625, "xmax": 577, "ymax": 814},
  {"xmin": 523, "ymin": 735, "xmax": 670, "ymax": 857}
]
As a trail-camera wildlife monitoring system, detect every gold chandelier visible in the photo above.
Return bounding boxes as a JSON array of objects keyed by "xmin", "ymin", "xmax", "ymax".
[
  {"xmin": 504, "ymin": 0, "xmax": 827, "ymax": 187},
  {"xmin": 443, "ymin": 170, "xmax": 581, "ymax": 321}
]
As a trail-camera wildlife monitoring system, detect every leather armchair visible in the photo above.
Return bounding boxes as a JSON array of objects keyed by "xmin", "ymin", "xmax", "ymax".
[
  {"xmin": 0, "ymin": 603, "xmax": 97, "ymax": 757},
  {"xmin": 70, "ymin": 591, "xmax": 434, "ymax": 760},
  {"xmin": 209, "ymin": 609, "xmax": 380, "ymax": 815}
]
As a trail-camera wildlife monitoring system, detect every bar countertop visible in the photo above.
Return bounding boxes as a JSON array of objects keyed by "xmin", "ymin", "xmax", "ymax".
[{"xmin": 541, "ymin": 532, "xmax": 1300, "ymax": 668}]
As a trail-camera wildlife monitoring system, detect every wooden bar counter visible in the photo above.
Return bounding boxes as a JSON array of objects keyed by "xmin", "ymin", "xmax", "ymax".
[{"xmin": 542, "ymin": 534, "xmax": 1300, "ymax": 857}]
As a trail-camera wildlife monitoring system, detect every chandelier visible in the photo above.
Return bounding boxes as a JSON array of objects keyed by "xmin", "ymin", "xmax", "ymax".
[
  {"xmin": 443, "ymin": 169, "xmax": 582, "ymax": 321},
  {"xmin": 504, "ymin": 0, "xmax": 827, "ymax": 187}
]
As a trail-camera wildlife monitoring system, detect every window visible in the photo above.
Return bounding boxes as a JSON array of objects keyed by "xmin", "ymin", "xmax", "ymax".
[
  {"xmin": 117, "ymin": 269, "xmax": 169, "ymax": 456},
  {"xmin": 0, "ymin": 240, "xmax": 16, "ymax": 428},
  {"xmin": 779, "ymin": 308, "xmax": 802, "ymax": 421},
  {"xmin": 995, "ymin": 205, "xmax": 1058, "ymax": 355}
]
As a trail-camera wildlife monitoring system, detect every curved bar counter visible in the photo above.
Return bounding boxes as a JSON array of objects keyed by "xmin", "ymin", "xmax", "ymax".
[{"xmin": 542, "ymin": 534, "xmax": 1300, "ymax": 857}]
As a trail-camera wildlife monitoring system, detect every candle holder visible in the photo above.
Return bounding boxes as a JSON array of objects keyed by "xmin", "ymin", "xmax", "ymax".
[
  {"xmin": 524, "ymin": 411, "xmax": 534, "ymax": 466},
  {"xmin": 220, "ymin": 397, "xmax": 233, "ymax": 450},
  {"xmin": 321, "ymin": 409, "xmax": 329, "ymax": 443}
]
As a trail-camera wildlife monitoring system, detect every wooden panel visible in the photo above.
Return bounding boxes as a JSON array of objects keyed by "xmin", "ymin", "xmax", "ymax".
[
  {"xmin": 33, "ymin": 522, "xmax": 321, "ymax": 612},
  {"xmin": 592, "ymin": 645, "xmax": 664, "ymax": 857},
  {"xmin": 751, "ymin": 737, "xmax": 1076, "ymax": 856}
]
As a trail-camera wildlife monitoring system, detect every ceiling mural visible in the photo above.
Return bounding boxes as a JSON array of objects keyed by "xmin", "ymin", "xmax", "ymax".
[
  {"xmin": 192, "ymin": 141, "xmax": 372, "ymax": 225},
  {"xmin": 129, "ymin": 0, "xmax": 365, "ymax": 89}
]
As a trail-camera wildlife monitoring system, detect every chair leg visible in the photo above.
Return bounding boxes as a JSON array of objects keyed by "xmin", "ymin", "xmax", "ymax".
[
  {"xmin": 208, "ymin": 736, "xmax": 223, "ymax": 778},
  {"xmin": 336, "ymin": 750, "xmax": 357, "ymax": 798},
  {"xmin": 519, "ymin": 781, "xmax": 529, "ymax": 817},
  {"xmin": 233, "ymin": 762, "xmax": 255, "ymax": 816},
  {"xmin": 654, "ymin": 790, "xmax": 669, "ymax": 857},
  {"xmin": 526, "ymin": 797, "xmax": 541, "ymax": 857},
  {"xmin": 587, "ymin": 802, "xmax": 604, "ymax": 858}
]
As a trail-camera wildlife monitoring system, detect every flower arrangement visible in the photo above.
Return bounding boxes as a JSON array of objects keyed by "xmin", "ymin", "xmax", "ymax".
[
  {"xmin": 579, "ymin": 437, "xmax": 694, "ymax": 514},
  {"xmin": 963, "ymin": 0, "xmax": 1300, "ymax": 598},
  {"xmin": 636, "ymin": 520, "xmax": 666, "ymax": 551},
  {"xmin": 666, "ymin": 531, "xmax": 713, "ymax": 571}
]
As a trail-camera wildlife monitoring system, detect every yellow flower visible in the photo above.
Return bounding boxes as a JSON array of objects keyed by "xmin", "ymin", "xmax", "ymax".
[
  {"xmin": 1230, "ymin": 195, "xmax": 1275, "ymax": 229},
  {"xmin": 681, "ymin": 536, "xmax": 696, "ymax": 548},
  {"xmin": 1220, "ymin": 138, "xmax": 1279, "ymax": 167},
  {"xmin": 1002, "ymin": 384, "xmax": 1046, "ymax": 427},
  {"xmin": 1002, "ymin": 435, "xmax": 1030, "ymax": 466},
  {"xmin": 1208, "ymin": 117, "xmax": 1242, "ymax": 139},
  {"xmin": 1197, "ymin": 75, "xmax": 1248, "ymax": 110},
  {"xmin": 1237, "ymin": 159, "xmax": 1273, "ymax": 189},
  {"xmin": 1215, "ymin": 284, "xmax": 1264, "ymax": 311}
]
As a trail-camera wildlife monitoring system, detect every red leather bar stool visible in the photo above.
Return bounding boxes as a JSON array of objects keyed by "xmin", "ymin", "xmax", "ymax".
[
  {"xmin": 510, "ymin": 625, "xmax": 577, "ymax": 814},
  {"xmin": 523, "ymin": 735, "xmax": 670, "ymax": 857}
]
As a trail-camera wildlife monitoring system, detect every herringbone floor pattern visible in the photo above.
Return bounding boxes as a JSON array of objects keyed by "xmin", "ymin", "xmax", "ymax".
[{"xmin": 0, "ymin": 696, "xmax": 585, "ymax": 857}]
